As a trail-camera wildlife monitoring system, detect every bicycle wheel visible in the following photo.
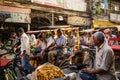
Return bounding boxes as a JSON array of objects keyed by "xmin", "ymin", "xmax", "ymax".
[{"xmin": 59, "ymin": 59, "xmax": 70, "ymax": 68}]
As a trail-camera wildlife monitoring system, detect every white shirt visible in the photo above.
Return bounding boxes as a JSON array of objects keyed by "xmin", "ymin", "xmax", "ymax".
[
  {"xmin": 39, "ymin": 41, "xmax": 47, "ymax": 50},
  {"xmin": 109, "ymin": 34, "xmax": 118, "ymax": 46},
  {"xmin": 47, "ymin": 36, "xmax": 55, "ymax": 48},
  {"xmin": 95, "ymin": 42, "xmax": 116, "ymax": 80},
  {"xmin": 56, "ymin": 35, "xmax": 66, "ymax": 46},
  {"xmin": 30, "ymin": 34, "xmax": 37, "ymax": 46},
  {"xmin": 20, "ymin": 33, "xmax": 30, "ymax": 55}
]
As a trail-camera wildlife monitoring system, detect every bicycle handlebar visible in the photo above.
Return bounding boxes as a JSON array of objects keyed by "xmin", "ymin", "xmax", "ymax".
[{"xmin": 0, "ymin": 40, "xmax": 20, "ymax": 57}]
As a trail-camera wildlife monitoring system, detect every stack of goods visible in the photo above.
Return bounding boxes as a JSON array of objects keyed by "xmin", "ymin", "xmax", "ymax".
[
  {"xmin": 36, "ymin": 63, "xmax": 65, "ymax": 80},
  {"xmin": 30, "ymin": 53, "xmax": 37, "ymax": 67}
]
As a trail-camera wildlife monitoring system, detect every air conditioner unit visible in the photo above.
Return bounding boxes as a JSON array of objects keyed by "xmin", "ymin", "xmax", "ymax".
[{"xmin": 115, "ymin": 6, "xmax": 119, "ymax": 11}]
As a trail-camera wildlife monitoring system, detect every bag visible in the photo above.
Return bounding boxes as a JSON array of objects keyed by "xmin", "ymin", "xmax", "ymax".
[{"xmin": 79, "ymin": 72, "xmax": 97, "ymax": 80}]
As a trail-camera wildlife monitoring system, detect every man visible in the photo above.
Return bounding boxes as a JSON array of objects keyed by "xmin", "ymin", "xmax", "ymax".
[
  {"xmin": 79, "ymin": 32, "xmax": 116, "ymax": 80},
  {"xmin": 66, "ymin": 30, "xmax": 75, "ymax": 62},
  {"xmin": 29, "ymin": 34, "xmax": 37, "ymax": 47},
  {"xmin": 10, "ymin": 32, "xmax": 21, "ymax": 52},
  {"xmin": 5, "ymin": 32, "xmax": 17, "ymax": 47},
  {"xmin": 33, "ymin": 32, "xmax": 44, "ymax": 56},
  {"xmin": 18, "ymin": 28, "xmax": 35, "ymax": 74},
  {"xmin": 48, "ymin": 29, "xmax": 66, "ymax": 65},
  {"xmin": 108, "ymin": 29, "xmax": 118, "ymax": 46},
  {"xmin": 9, "ymin": 32, "xmax": 18, "ymax": 46}
]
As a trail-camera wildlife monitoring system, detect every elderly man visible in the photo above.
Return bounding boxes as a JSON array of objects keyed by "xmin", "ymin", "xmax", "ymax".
[
  {"xmin": 79, "ymin": 32, "xmax": 116, "ymax": 80},
  {"xmin": 18, "ymin": 28, "xmax": 35, "ymax": 74}
]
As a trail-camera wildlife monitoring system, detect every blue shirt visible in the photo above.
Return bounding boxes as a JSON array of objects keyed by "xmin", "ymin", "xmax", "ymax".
[{"xmin": 56, "ymin": 35, "xmax": 66, "ymax": 47}]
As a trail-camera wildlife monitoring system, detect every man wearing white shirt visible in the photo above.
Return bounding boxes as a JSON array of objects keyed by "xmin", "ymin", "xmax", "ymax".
[
  {"xmin": 18, "ymin": 28, "xmax": 35, "ymax": 74},
  {"xmin": 48, "ymin": 29, "xmax": 67, "ymax": 65},
  {"xmin": 79, "ymin": 32, "xmax": 116, "ymax": 80},
  {"xmin": 108, "ymin": 30, "xmax": 118, "ymax": 46}
]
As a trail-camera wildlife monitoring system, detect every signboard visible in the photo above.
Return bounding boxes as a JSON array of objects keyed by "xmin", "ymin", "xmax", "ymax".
[
  {"xmin": 0, "ymin": 5, "xmax": 31, "ymax": 14},
  {"xmin": 31, "ymin": 0, "xmax": 87, "ymax": 11},
  {"xmin": 6, "ymin": 12, "xmax": 31, "ymax": 23},
  {"xmin": 110, "ymin": 13, "xmax": 120, "ymax": 23},
  {"xmin": 68, "ymin": 16, "xmax": 91, "ymax": 26},
  {"xmin": 0, "ymin": 11, "xmax": 11, "ymax": 21},
  {"xmin": 64, "ymin": 0, "xmax": 87, "ymax": 11},
  {"xmin": 31, "ymin": 0, "xmax": 64, "ymax": 8},
  {"xmin": 0, "ymin": 6, "xmax": 31, "ymax": 23}
]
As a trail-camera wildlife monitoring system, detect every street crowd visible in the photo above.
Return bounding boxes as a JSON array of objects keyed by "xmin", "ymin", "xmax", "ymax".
[{"xmin": 0, "ymin": 27, "xmax": 119, "ymax": 80}]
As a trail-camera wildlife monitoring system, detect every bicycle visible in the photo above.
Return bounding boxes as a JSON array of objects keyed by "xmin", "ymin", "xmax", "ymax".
[
  {"xmin": 0, "ymin": 51, "xmax": 17, "ymax": 80},
  {"xmin": 82, "ymin": 47, "xmax": 96, "ymax": 69},
  {"xmin": 67, "ymin": 44, "xmax": 96, "ymax": 70},
  {"xmin": 0, "ymin": 46, "xmax": 30, "ymax": 80}
]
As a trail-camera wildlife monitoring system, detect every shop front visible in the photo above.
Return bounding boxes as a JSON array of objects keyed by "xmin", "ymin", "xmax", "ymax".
[
  {"xmin": 67, "ymin": 16, "xmax": 91, "ymax": 29},
  {"xmin": 93, "ymin": 20, "xmax": 120, "ymax": 31},
  {"xmin": 0, "ymin": 5, "xmax": 31, "ymax": 42}
]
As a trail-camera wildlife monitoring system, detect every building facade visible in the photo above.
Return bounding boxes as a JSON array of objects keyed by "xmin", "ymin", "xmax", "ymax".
[
  {"xmin": 0, "ymin": 0, "xmax": 92, "ymax": 42},
  {"xmin": 90, "ymin": 0, "xmax": 120, "ymax": 28}
]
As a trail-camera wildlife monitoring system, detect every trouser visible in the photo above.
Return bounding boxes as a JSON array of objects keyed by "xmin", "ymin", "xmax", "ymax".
[
  {"xmin": 33, "ymin": 48, "xmax": 42, "ymax": 56},
  {"xmin": 79, "ymin": 72, "xmax": 97, "ymax": 80},
  {"xmin": 21, "ymin": 54, "xmax": 35, "ymax": 75},
  {"xmin": 68, "ymin": 47, "xmax": 74, "ymax": 55},
  {"xmin": 48, "ymin": 50, "xmax": 57, "ymax": 64},
  {"xmin": 48, "ymin": 48, "xmax": 63, "ymax": 65},
  {"xmin": 64, "ymin": 47, "xmax": 74, "ymax": 58}
]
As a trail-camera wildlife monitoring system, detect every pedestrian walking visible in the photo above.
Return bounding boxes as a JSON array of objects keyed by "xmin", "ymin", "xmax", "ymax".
[{"xmin": 18, "ymin": 28, "xmax": 35, "ymax": 75}]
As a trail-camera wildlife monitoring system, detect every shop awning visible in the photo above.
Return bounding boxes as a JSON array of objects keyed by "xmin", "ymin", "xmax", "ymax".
[{"xmin": 93, "ymin": 20, "xmax": 119, "ymax": 28}]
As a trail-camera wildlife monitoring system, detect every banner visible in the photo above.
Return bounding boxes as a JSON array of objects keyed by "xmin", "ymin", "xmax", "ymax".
[
  {"xmin": 0, "ymin": 5, "xmax": 31, "ymax": 23},
  {"xmin": 31, "ymin": 0, "xmax": 87, "ymax": 11},
  {"xmin": 68, "ymin": 16, "xmax": 91, "ymax": 26},
  {"xmin": 64, "ymin": 0, "xmax": 87, "ymax": 11},
  {"xmin": 31, "ymin": 0, "xmax": 64, "ymax": 8},
  {"xmin": 110, "ymin": 13, "xmax": 120, "ymax": 23},
  {"xmin": 6, "ymin": 12, "xmax": 31, "ymax": 23}
]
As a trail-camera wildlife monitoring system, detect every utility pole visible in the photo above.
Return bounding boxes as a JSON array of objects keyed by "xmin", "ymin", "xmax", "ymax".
[{"xmin": 86, "ymin": 0, "xmax": 94, "ymax": 28}]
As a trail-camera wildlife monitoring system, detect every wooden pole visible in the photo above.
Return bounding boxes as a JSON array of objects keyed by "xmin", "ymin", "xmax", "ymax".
[{"xmin": 52, "ymin": 12, "xmax": 54, "ymax": 27}]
